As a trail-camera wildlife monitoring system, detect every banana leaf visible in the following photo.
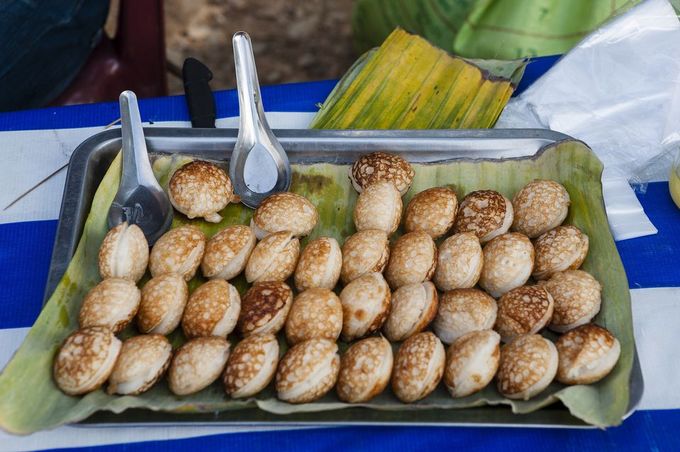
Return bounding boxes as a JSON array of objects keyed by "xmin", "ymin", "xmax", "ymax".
[
  {"xmin": 0, "ymin": 139, "xmax": 633, "ymax": 433},
  {"xmin": 454, "ymin": 0, "xmax": 639, "ymax": 59},
  {"xmin": 309, "ymin": 28, "xmax": 525, "ymax": 130},
  {"xmin": 352, "ymin": 0, "xmax": 640, "ymax": 59},
  {"xmin": 352, "ymin": 0, "xmax": 476, "ymax": 55}
]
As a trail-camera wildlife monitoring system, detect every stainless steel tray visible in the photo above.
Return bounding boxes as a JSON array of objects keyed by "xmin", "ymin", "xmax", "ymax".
[{"xmin": 47, "ymin": 128, "xmax": 644, "ymax": 428}]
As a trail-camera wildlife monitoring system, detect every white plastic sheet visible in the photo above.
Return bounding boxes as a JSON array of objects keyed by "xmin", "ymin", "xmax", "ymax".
[{"xmin": 497, "ymin": 0, "xmax": 680, "ymax": 240}]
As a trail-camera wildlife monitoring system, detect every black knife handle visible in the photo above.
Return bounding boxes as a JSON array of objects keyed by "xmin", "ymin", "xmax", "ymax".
[{"xmin": 182, "ymin": 57, "xmax": 216, "ymax": 128}]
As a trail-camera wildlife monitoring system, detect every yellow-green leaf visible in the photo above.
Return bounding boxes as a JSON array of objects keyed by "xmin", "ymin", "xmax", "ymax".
[{"xmin": 310, "ymin": 28, "xmax": 524, "ymax": 130}]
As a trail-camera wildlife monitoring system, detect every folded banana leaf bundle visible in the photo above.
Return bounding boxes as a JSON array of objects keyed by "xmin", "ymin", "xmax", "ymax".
[
  {"xmin": 0, "ymin": 140, "xmax": 633, "ymax": 433},
  {"xmin": 310, "ymin": 28, "xmax": 525, "ymax": 130}
]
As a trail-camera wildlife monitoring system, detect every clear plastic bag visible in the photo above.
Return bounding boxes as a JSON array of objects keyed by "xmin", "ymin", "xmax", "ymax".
[{"xmin": 497, "ymin": 0, "xmax": 680, "ymax": 239}]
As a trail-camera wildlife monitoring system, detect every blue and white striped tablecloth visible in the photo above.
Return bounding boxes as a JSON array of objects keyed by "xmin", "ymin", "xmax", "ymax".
[{"xmin": 1, "ymin": 58, "xmax": 680, "ymax": 451}]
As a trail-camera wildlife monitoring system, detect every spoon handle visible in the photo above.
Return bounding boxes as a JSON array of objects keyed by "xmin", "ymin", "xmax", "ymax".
[
  {"xmin": 233, "ymin": 31, "xmax": 266, "ymax": 148},
  {"xmin": 119, "ymin": 91, "xmax": 158, "ymax": 188}
]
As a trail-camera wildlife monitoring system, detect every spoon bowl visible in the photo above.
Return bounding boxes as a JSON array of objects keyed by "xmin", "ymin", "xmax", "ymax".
[{"xmin": 230, "ymin": 32, "xmax": 292, "ymax": 208}]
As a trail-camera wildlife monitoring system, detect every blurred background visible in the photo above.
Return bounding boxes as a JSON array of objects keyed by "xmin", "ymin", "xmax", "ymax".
[
  {"xmin": 165, "ymin": 0, "xmax": 355, "ymax": 91},
  {"xmin": 0, "ymin": 0, "xmax": 647, "ymax": 112}
]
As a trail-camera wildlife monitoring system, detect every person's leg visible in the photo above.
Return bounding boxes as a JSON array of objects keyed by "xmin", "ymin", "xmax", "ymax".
[{"xmin": 0, "ymin": 0, "xmax": 109, "ymax": 112}]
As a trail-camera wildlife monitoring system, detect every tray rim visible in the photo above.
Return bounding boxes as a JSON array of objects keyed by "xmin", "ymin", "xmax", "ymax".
[{"xmin": 45, "ymin": 127, "xmax": 643, "ymax": 429}]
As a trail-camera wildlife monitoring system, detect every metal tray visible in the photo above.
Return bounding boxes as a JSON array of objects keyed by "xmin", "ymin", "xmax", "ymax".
[{"xmin": 47, "ymin": 128, "xmax": 644, "ymax": 428}]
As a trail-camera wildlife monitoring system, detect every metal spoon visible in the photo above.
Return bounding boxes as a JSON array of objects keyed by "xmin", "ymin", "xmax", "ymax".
[
  {"xmin": 107, "ymin": 91, "xmax": 173, "ymax": 244},
  {"xmin": 230, "ymin": 31, "xmax": 291, "ymax": 208}
]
